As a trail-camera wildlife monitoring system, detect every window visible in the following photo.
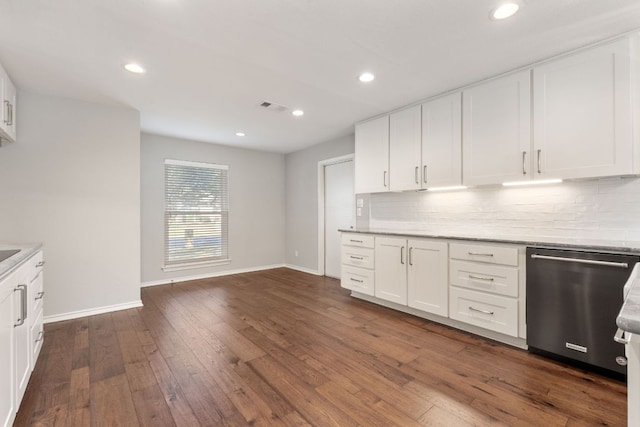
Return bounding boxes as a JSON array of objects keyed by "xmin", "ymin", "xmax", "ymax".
[{"xmin": 164, "ymin": 159, "xmax": 229, "ymax": 268}]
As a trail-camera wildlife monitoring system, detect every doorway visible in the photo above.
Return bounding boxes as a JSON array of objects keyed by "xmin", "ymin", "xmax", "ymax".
[{"xmin": 318, "ymin": 155, "xmax": 355, "ymax": 279}]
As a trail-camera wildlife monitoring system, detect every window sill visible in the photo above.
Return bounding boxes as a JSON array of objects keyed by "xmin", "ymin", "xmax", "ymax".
[{"xmin": 162, "ymin": 259, "xmax": 231, "ymax": 272}]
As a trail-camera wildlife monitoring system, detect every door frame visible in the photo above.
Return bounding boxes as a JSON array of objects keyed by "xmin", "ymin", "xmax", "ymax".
[{"xmin": 317, "ymin": 154, "xmax": 354, "ymax": 276}]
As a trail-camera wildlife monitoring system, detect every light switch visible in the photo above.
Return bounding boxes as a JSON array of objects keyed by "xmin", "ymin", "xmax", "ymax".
[{"xmin": 357, "ymin": 198, "xmax": 364, "ymax": 208}]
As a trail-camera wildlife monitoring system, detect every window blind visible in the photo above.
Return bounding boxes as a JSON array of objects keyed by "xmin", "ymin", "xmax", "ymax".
[{"xmin": 164, "ymin": 159, "xmax": 229, "ymax": 266}]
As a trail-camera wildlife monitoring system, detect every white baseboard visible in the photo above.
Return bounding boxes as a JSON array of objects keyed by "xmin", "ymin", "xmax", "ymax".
[
  {"xmin": 44, "ymin": 300, "xmax": 144, "ymax": 324},
  {"xmin": 141, "ymin": 263, "xmax": 287, "ymax": 288},
  {"xmin": 284, "ymin": 264, "xmax": 322, "ymax": 276}
]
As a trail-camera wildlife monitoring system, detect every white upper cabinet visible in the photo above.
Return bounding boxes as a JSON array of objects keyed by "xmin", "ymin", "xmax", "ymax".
[
  {"xmin": 354, "ymin": 115, "xmax": 389, "ymax": 193},
  {"xmin": 0, "ymin": 63, "xmax": 16, "ymax": 143},
  {"xmin": 462, "ymin": 70, "xmax": 531, "ymax": 186},
  {"xmin": 421, "ymin": 92, "xmax": 462, "ymax": 187},
  {"xmin": 389, "ymin": 105, "xmax": 422, "ymax": 191},
  {"xmin": 533, "ymin": 37, "xmax": 635, "ymax": 180}
]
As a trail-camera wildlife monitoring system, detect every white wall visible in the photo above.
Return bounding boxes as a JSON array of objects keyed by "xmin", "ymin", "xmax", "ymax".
[
  {"xmin": 0, "ymin": 91, "xmax": 141, "ymax": 318},
  {"xmin": 285, "ymin": 134, "xmax": 355, "ymax": 271},
  {"xmin": 369, "ymin": 176, "xmax": 640, "ymax": 244},
  {"xmin": 141, "ymin": 133, "xmax": 285, "ymax": 284}
]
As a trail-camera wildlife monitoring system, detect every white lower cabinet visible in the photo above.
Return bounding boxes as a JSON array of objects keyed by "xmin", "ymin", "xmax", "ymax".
[
  {"xmin": 407, "ymin": 240, "xmax": 448, "ymax": 317},
  {"xmin": 449, "ymin": 242, "xmax": 523, "ymax": 338},
  {"xmin": 342, "ymin": 233, "xmax": 525, "ymax": 346},
  {"xmin": 374, "ymin": 237, "xmax": 408, "ymax": 304},
  {"xmin": 341, "ymin": 234, "xmax": 375, "ymax": 296},
  {"xmin": 0, "ymin": 249, "xmax": 45, "ymax": 427},
  {"xmin": 0, "ymin": 278, "xmax": 16, "ymax": 427}
]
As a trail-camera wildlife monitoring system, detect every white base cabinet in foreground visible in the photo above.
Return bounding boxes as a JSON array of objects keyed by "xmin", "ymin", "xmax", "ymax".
[{"xmin": 0, "ymin": 249, "xmax": 45, "ymax": 427}]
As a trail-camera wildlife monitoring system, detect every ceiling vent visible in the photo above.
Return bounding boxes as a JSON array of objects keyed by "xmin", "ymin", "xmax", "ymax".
[{"xmin": 259, "ymin": 101, "xmax": 289, "ymax": 113}]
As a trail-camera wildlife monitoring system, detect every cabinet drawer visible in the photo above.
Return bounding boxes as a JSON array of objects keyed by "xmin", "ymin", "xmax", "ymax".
[
  {"xmin": 341, "ymin": 266, "xmax": 374, "ymax": 296},
  {"xmin": 341, "ymin": 234, "xmax": 375, "ymax": 249},
  {"xmin": 30, "ymin": 270, "xmax": 44, "ymax": 317},
  {"xmin": 342, "ymin": 246, "xmax": 374, "ymax": 269},
  {"xmin": 30, "ymin": 308, "xmax": 44, "ymax": 368},
  {"xmin": 450, "ymin": 260, "xmax": 518, "ymax": 297},
  {"xmin": 450, "ymin": 243, "xmax": 518, "ymax": 266},
  {"xmin": 449, "ymin": 286, "xmax": 518, "ymax": 337}
]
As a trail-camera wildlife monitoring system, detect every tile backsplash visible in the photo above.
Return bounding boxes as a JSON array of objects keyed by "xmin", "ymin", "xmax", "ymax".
[{"xmin": 367, "ymin": 176, "xmax": 640, "ymax": 242}]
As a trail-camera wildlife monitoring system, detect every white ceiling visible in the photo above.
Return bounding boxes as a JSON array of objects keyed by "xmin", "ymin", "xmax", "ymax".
[{"xmin": 1, "ymin": 0, "xmax": 640, "ymax": 153}]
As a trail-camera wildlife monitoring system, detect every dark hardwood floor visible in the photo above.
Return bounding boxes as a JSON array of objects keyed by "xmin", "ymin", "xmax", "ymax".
[{"xmin": 15, "ymin": 268, "xmax": 626, "ymax": 426}]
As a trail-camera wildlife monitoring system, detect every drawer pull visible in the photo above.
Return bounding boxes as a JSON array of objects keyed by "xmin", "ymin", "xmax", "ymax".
[
  {"xmin": 349, "ymin": 239, "xmax": 363, "ymax": 244},
  {"xmin": 468, "ymin": 252, "xmax": 494, "ymax": 257},
  {"xmin": 36, "ymin": 261, "xmax": 46, "ymax": 268},
  {"xmin": 468, "ymin": 274, "xmax": 494, "ymax": 282},
  {"xmin": 35, "ymin": 291, "xmax": 45, "ymax": 300},
  {"xmin": 350, "ymin": 278, "xmax": 364, "ymax": 283},
  {"xmin": 35, "ymin": 331, "xmax": 44, "ymax": 343},
  {"xmin": 469, "ymin": 306, "xmax": 494, "ymax": 316},
  {"xmin": 349, "ymin": 256, "xmax": 364, "ymax": 261}
]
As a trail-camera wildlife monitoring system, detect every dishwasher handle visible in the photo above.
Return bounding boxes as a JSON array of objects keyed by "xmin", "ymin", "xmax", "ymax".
[{"xmin": 530, "ymin": 254, "xmax": 629, "ymax": 269}]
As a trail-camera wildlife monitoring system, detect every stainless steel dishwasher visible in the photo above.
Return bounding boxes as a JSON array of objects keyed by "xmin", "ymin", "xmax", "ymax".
[{"xmin": 526, "ymin": 247, "xmax": 639, "ymax": 376}]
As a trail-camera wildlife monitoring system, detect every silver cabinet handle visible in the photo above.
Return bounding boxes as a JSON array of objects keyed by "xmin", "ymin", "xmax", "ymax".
[
  {"xmin": 35, "ymin": 291, "xmax": 45, "ymax": 300},
  {"xmin": 414, "ymin": 166, "xmax": 419, "ymax": 184},
  {"xmin": 423, "ymin": 165, "xmax": 427, "ymax": 184},
  {"xmin": 349, "ymin": 255, "xmax": 364, "ymax": 260},
  {"xmin": 349, "ymin": 278, "xmax": 363, "ymax": 283},
  {"xmin": 537, "ymin": 149, "xmax": 542, "ymax": 174},
  {"xmin": 8, "ymin": 103, "xmax": 12, "ymax": 126},
  {"xmin": 614, "ymin": 328, "xmax": 630, "ymax": 344},
  {"xmin": 400, "ymin": 246, "xmax": 405, "ymax": 265},
  {"xmin": 36, "ymin": 261, "xmax": 46, "ymax": 268},
  {"xmin": 349, "ymin": 239, "xmax": 363, "ymax": 244},
  {"xmin": 3, "ymin": 100, "xmax": 8, "ymax": 125},
  {"xmin": 469, "ymin": 274, "xmax": 494, "ymax": 282},
  {"xmin": 522, "ymin": 151, "xmax": 527, "ymax": 175},
  {"xmin": 409, "ymin": 247, "xmax": 413, "ymax": 266},
  {"xmin": 383, "ymin": 171, "xmax": 387, "ymax": 187},
  {"xmin": 531, "ymin": 254, "xmax": 629, "ymax": 268},
  {"xmin": 468, "ymin": 252, "xmax": 494, "ymax": 257},
  {"xmin": 469, "ymin": 306, "xmax": 494, "ymax": 316},
  {"xmin": 14, "ymin": 284, "xmax": 27, "ymax": 327},
  {"xmin": 35, "ymin": 331, "xmax": 44, "ymax": 343}
]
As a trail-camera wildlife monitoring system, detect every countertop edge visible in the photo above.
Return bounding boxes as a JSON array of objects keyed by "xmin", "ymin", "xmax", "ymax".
[
  {"xmin": 618, "ymin": 284, "xmax": 640, "ymax": 335},
  {"xmin": 339, "ymin": 229, "xmax": 640, "ymax": 254},
  {"xmin": 0, "ymin": 243, "xmax": 44, "ymax": 282}
]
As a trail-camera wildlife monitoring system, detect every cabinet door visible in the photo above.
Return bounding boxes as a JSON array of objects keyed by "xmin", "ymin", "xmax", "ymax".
[
  {"xmin": 422, "ymin": 93, "xmax": 462, "ymax": 188},
  {"xmin": 14, "ymin": 277, "xmax": 30, "ymax": 405},
  {"xmin": 374, "ymin": 237, "xmax": 407, "ymax": 305},
  {"xmin": 3, "ymin": 77, "xmax": 16, "ymax": 143},
  {"xmin": 463, "ymin": 71, "xmax": 531, "ymax": 186},
  {"xmin": 0, "ymin": 283, "xmax": 15, "ymax": 427},
  {"xmin": 355, "ymin": 116, "xmax": 389, "ymax": 193},
  {"xmin": 533, "ymin": 38, "xmax": 633, "ymax": 179},
  {"xmin": 408, "ymin": 240, "xmax": 448, "ymax": 316},
  {"xmin": 390, "ymin": 105, "xmax": 422, "ymax": 191}
]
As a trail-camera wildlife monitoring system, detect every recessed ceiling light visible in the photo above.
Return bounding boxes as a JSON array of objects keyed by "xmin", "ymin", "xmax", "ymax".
[
  {"xmin": 359, "ymin": 72, "xmax": 375, "ymax": 83},
  {"xmin": 292, "ymin": 109, "xmax": 304, "ymax": 117},
  {"xmin": 491, "ymin": 3, "xmax": 520, "ymax": 20},
  {"xmin": 235, "ymin": 132, "xmax": 245, "ymax": 137},
  {"xmin": 123, "ymin": 63, "xmax": 146, "ymax": 74}
]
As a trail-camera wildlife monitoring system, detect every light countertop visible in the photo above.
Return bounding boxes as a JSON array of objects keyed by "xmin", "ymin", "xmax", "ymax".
[
  {"xmin": 618, "ymin": 271, "xmax": 640, "ymax": 335},
  {"xmin": 340, "ymin": 229, "xmax": 640, "ymax": 254},
  {"xmin": 0, "ymin": 243, "xmax": 43, "ymax": 282}
]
